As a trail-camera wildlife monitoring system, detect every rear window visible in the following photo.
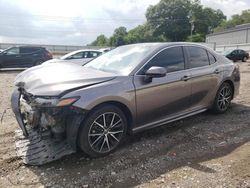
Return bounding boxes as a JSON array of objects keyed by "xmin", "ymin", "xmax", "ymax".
[
  {"xmin": 186, "ymin": 46, "xmax": 210, "ymax": 68},
  {"xmin": 20, "ymin": 47, "xmax": 41, "ymax": 54}
]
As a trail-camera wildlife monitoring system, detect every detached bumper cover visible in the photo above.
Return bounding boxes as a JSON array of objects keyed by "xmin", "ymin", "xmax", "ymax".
[
  {"xmin": 15, "ymin": 128, "xmax": 75, "ymax": 165},
  {"xmin": 11, "ymin": 89, "xmax": 29, "ymax": 137}
]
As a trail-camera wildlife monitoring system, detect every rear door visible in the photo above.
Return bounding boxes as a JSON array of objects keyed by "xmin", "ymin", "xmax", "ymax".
[
  {"xmin": 134, "ymin": 46, "xmax": 192, "ymax": 127},
  {"xmin": 19, "ymin": 47, "xmax": 42, "ymax": 67},
  {"xmin": 185, "ymin": 46, "xmax": 221, "ymax": 109}
]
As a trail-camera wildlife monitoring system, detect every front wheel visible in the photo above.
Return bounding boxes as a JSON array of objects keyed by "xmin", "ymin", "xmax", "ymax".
[
  {"xmin": 212, "ymin": 83, "xmax": 233, "ymax": 114},
  {"xmin": 78, "ymin": 105, "xmax": 127, "ymax": 157}
]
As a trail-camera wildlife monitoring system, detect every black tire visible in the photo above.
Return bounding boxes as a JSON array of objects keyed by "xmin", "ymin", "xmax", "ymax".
[
  {"xmin": 242, "ymin": 56, "xmax": 247, "ymax": 62},
  {"xmin": 34, "ymin": 60, "xmax": 43, "ymax": 66},
  {"xmin": 78, "ymin": 105, "xmax": 128, "ymax": 158},
  {"xmin": 212, "ymin": 82, "xmax": 233, "ymax": 114}
]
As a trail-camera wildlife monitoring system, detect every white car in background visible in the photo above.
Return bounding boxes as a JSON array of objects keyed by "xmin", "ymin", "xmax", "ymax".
[{"xmin": 42, "ymin": 49, "xmax": 106, "ymax": 66}]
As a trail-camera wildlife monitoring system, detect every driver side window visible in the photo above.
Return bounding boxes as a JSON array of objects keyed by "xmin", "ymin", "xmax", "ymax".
[
  {"xmin": 141, "ymin": 46, "xmax": 185, "ymax": 74},
  {"xmin": 6, "ymin": 47, "xmax": 20, "ymax": 55}
]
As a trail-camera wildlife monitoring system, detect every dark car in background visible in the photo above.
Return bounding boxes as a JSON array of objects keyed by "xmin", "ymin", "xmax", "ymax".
[
  {"xmin": 0, "ymin": 46, "xmax": 52, "ymax": 69},
  {"xmin": 223, "ymin": 49, "xmax": 249, "ymax": 62}
]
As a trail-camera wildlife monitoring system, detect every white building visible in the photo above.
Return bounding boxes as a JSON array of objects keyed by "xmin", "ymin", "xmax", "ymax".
[{"xmin": 206, "ymin": 23, "xmax": 250, "ymax": 52}]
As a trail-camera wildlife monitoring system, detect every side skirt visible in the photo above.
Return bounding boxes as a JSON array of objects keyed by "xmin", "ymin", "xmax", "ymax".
[{"xmin": 132, "ymin": 108, "xmax": 207, "ymax": 133}]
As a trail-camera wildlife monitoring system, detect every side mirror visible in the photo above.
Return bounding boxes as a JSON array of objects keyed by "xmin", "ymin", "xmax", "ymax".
[{"xmin": 144, "ymin": 66, "xmax": 166, "ymax": 82}]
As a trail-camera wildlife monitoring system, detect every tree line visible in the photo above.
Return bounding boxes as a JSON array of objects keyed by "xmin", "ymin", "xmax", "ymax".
[{"xmin": 90, "ymin": 0, "xmax": 250, "ymax": 47}]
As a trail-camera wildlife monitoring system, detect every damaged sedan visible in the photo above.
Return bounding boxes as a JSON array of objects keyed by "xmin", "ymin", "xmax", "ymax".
[{"xmin": 11, "ymin": 43, "xmax": 240, "ymax": 165}]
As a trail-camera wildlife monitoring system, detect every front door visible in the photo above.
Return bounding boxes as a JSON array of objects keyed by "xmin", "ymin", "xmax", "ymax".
[
  {"xmin": 1, "ymin": 47, "xmax": 22, "ymax": 68},
  {"xmin": 133, "ymin": 46, "xmax": 192, "ymax": 127}
]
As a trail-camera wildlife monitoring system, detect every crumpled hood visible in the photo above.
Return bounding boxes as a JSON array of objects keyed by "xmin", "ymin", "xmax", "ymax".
[{"xmin": 15, "ymin": 63, "xmax": 117, "ymax": 96}]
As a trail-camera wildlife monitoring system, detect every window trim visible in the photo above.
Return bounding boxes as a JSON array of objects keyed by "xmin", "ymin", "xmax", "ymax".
[
  {"xmin": 135, "ymin": 44, "xmax": 218, "ymax": 75},
  {"xmin": 136, "ymin": 45, "xmax": 186, "ymax": 75},
  {"xmin": 207, "ymin": 50, "xmax": 217, "ymax": 65}
]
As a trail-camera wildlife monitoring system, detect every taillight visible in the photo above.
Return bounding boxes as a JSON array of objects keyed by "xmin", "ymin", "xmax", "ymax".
[{"xmin": 47, "ymin": 52, "xmax": 53, "ymax": 59}]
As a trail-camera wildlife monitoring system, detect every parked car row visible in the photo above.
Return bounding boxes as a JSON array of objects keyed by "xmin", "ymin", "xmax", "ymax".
[
  {"xmin": 0, "ymin": 46, "xmax": 112, "ymax": 69},
  {"xmin": 42, "ymin": 48, "xmax": 108, "ymax": 66}
]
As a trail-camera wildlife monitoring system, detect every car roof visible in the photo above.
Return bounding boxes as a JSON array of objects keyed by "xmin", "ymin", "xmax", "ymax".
[
  {"xmin": 121, "ymin": 42, "xmax": 212, "ymax": 50},
  {"xmin": 69, "ymin": 49, "xmax": 103, "ymax": 54}
]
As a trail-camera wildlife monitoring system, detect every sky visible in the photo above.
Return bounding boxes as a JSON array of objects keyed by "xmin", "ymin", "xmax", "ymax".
[{"xmin": 0, "ymin": 0, "xmax": 250, "ymax": 46}]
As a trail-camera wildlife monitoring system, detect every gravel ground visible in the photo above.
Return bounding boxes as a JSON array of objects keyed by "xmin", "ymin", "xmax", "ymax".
[{"xmin": 0, "ymin": 63, "xmax": 250, "ymax": 188}]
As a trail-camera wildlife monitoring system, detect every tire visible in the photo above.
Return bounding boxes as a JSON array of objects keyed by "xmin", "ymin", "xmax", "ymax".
[
  {"xmin": 242, "ymin": 56, "xmax": 247, "ymax": 62},
  {"xmin": 34, "ymin": 61, "xmax": 43, "ymax": 66},
  {"xmin": 78, "ymin": 105, "xmax": 128, "ymax": 157},
  {"xmin": 212, "ymin": 82, "xmax": 233, "ymax": 114}
]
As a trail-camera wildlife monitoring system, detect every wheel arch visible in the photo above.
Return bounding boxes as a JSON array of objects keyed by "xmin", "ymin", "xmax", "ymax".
[{"xmin": 84, "ymin": 101, "xmax": 134, "ymax": 132}]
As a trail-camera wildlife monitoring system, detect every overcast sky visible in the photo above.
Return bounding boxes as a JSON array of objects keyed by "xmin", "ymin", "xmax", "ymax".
[{"xmin": 0, "ymin": 0, "xmax": 249, "ymax": 46}]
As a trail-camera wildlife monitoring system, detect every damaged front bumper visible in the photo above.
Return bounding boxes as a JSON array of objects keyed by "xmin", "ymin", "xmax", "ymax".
[{"xmin": 11, "ymin": 89, "xmax": 85, "ymax": 165}]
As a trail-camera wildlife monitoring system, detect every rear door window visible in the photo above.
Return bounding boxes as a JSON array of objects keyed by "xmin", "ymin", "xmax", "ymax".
[
  {"xmin": 207, "ymin": 52, "xmax": 216, "ymax": 64},
  {"xmin": 186, "ymin": 46, "xmax": 209, "ymax": 68},
  {"xmin": 20, "ymin": 47, "xmax": 41, "ymax": 54},
  {"xmin": 88, "ymin": 51, "xmax": 101, "ymax": 58}
]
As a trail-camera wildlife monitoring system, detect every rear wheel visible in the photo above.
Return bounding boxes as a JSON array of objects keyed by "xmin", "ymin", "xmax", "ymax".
[
  {"xmin": 34, "ymin": 60, "xmax": 43, "ymax": 66},
  {"xmin": 212, "ymin": 82, "xmax": 233, "ymax": 114},
  {"xmin": 242, "ymin": 56, "xmax": 247, "ymax": 62},
  {"xmin": 78, "ymin": 105, "xmax": 127, "ymax": 157}
]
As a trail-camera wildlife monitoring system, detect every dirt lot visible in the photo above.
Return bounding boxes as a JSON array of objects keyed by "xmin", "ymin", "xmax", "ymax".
[{"xmin": 0, "ymin": 62, "xmax": 250, "ymax": 188}]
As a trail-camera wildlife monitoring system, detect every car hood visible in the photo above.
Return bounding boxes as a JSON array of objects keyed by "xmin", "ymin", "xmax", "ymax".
[
  {"xmin": 15, "ymin": 63, "xmax": 117, "ymax": 96},
  {"xmin": 42, "ymin": 58, "xmax": 92, "ymax": 66},
  {"xmin": 41, "ymin": 59, "xmax": 64, "ymax": 65}
]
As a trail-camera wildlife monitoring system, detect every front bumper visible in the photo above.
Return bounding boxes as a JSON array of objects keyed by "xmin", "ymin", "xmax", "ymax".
[
  {"xmin": 11, "ymin": 89, "xmax": 29, "ymax": 137},
  {"xmin": 11, "ymin": 89, "xmax": 83, "ymax": 165}
]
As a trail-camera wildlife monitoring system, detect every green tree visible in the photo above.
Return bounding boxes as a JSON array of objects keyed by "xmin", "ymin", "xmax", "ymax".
[
  {"xmin": 146, "ymin": 0, "xmax": 193, "ymax": 41},
  {"xmin": 215, "ymin": 10, "xmax": 250, "ymax": 32},
  {"xmin": 125, "ymin": 24, "xmax": 168, "ymax": 44},
  {"xmin": 186, "ymin": 33, "xmax": 204, "ymax": 42},
  {"xmin": 91, "ymin": 34, "xmax": 109, "ymax": 46},
  {"xmin": 109, "ymin": 26, "xmax": 128, "ymax": 46},
  {"xmin": 146, "ymin": 0, "xmax": 225, "ymax": 41}
]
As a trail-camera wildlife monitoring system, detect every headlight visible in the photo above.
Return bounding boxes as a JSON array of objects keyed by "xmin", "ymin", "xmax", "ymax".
[
  {"xmin": 56, "ymin": 97, "xmax": 80, "ymax": 107},
  {"xmin": 30, "ymin": 96, "xmax": 80, "ymax": 107}
]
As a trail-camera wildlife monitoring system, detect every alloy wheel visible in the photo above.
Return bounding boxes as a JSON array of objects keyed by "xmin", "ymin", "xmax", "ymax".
[
  {"xmin": 217, "ymin": 85, "xmax": 232, "ymax": 111},
  {"xmin": 88, "ymin": 112, "xmax": 124, "ymax": 153}
]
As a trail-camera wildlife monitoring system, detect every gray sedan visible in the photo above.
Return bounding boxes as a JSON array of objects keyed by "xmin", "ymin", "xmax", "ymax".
[{"xmin": 11, "ymin": 42, "xmax": 240, "ymax": 165}]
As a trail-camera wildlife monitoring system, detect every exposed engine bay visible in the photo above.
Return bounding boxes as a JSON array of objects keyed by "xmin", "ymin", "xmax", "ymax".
[{"xmin": 12, "ymin": 88, "xmax": 85, "ymax": 165}]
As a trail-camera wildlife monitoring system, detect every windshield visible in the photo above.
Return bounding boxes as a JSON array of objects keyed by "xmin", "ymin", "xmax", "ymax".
[{"xmin": 84, "ymin": 44, "xmax": 157, "ymax": 75}]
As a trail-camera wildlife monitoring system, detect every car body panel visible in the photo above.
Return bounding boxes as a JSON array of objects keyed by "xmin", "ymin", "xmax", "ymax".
[
  {"xmin": 14, "ymin": 63, "xmax": 117, "ymax": 96},
  {"xmin": 133, "ymin": 70, "xmax": 192, "ymax": 127}
]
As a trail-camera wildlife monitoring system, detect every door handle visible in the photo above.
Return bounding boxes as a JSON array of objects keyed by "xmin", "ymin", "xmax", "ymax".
[
  {"xmin": 214, "ymin": 69, "xmax": 220, "ymax": 74},
  {"xmin": 181, "ymin": 75, "xmax": 190, "ymax": 81}
]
